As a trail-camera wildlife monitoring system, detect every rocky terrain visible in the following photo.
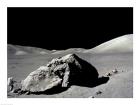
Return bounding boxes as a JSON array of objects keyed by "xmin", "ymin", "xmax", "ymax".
[{"xmin": 7, "ymin": 34, "xmax": 133, "ymax": 98}]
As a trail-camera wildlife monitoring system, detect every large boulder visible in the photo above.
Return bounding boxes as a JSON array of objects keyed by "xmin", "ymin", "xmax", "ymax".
[{"xmin": 21, "ymin": 54, "xmax": 99, "ymax": 93}]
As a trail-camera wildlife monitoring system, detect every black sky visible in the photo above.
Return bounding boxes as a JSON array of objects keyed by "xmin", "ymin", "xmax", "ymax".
[{"xmin": 7, "ymin": 7, "xmax": 133, "ymax": 50}]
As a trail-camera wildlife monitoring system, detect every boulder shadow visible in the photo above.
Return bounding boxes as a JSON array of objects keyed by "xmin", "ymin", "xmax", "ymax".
[{"xmin": 69, "ymin": 56, "xmax": 110, "ymax": 87}]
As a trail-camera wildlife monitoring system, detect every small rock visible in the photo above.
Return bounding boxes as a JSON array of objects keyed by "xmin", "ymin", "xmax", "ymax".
[
  {"xmin": 106, "ymin": 73, "xmax": 112, "ymax": 77},
  {"xmin": 96, "ymin": 91, "xmax": 102, "ymax": 95},
  {"xmin": 112, "ymin": 69, "xmax": 118, "ymax": 74},
  {"xmin": 88, "ymin": 96, "xmax": 94, "ymax": 98},
  {"xmin": 7, "ymin": 77, "xmax": 15, "ymax": 91},
  {"xmin": 12, "ymin": 88, "xmax": 21, "ymax": 93},
  {"xmin": 17, "ymin": 90, "xmax": 26, "ymax": 95}
]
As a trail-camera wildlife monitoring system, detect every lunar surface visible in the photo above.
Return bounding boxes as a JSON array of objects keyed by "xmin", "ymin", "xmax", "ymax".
[{"xmin": 7, "ymin": 34, "xmax": 133, "ymax": 98}]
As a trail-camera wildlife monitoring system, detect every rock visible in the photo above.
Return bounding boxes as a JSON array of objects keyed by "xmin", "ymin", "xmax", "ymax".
[
  {"xmin": 105, "ymin": 69, "xmax": 118, "ymax": 77},
  {"xmin": 96, "ymin": 91, "xmax": 102, "ymax": 95},
  {"xmin": 12, "ymin": 88, "xmax": 21, "ymax": 93},
  {"xmin": 12, "ymin": 81, "xmax": 22, "ymax": 93},
  {"xmin": 21, "ymin": 54, "xmax": 99, "ymax": 93},
  {"xmin": 7, "ymin": 77, "xmax": 15, "ymax": 91},
  {"xmin": 106, "ymin": 72, "xmax": 112, "ymax": 77},
  {"xmin": 112, "ymin": 69, "xmax": 118, "ymax": 74},
  {"xmin": 8, "ymin": 77, "xmax": 23, "ymax": 94},
  {"xmin": 88, "ymin": 96, "xmax": 94, "ymax": 98}
]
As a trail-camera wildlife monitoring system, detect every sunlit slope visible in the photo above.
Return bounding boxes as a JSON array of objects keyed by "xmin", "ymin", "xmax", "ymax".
[{"xmin": 84, "ymin": 34, "xmax": 133, "ymax": 54}]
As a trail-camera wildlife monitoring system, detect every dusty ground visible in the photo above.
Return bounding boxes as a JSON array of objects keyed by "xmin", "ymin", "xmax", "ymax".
[{"xmin": 7, "ymin": 52, "xmax": 133, "ymax": 98}]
